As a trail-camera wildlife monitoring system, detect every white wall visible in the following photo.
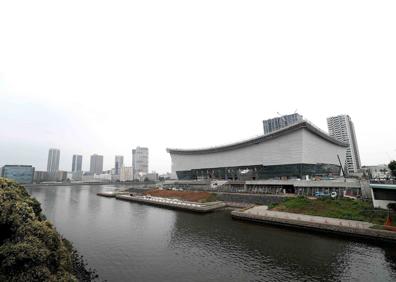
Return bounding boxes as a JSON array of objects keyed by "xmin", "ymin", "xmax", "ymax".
[
  {"xmin": 372, "ymin": 199, "xmax": 396, "ymax": 210},
  {"xmin": 170, "ymin": 128, "xmax": 346, "ymax": 173},
  {"xmin": 171, "ymin": 129, "xmax": 303, "ymax": 173},
  {"xmin": 302, "ymin": 129, "xmax": 347, "ymax": 166},
  {"xmin": 371, "ymin": 188, "xmax": 396, "ymax": 210}
]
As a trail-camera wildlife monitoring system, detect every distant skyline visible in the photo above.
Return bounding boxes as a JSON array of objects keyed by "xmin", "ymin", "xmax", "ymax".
[{"xmin": 1, "ymin": 1, "xmax": 396, "ymax": 173}]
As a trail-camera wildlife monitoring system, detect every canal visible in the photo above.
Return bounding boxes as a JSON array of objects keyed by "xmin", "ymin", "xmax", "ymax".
[{"xmin": 27, "ymin": 185, "xmax": 396, "ymax": 282}]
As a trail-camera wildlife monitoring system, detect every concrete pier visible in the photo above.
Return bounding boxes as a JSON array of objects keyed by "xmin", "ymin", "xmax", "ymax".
[
  {"xmin": 116, "ymin": 194, "xmax": 225, "ymax": 213},
  {"xmin": 232, "ymin": 206, "xmax": 396, "ymax": 242},
  {"xmin": 97, "ymin": 191, "xmax": 129, "ymax": 197},
  {"xmin": 97, "ymin": 192, "xmax": 117, "ymax": 197}
]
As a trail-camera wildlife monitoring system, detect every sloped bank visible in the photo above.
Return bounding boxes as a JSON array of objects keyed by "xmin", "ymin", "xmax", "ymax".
[{"xmin": 0, "ymin": 178, "xmax": 99, "ymax": 281}]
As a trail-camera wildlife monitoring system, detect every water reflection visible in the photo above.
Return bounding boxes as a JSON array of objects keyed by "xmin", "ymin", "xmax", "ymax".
[
  {"xmin": 169, "ymin": 211, "xmax": 352, "ymax": 281},
  {"xmin": 384, "ymin": 247, "xmax": 396, "ymax": 274}
]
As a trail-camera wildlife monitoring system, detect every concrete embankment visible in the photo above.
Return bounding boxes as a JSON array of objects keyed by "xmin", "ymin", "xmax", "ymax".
[
  {"xmin": 97, "ymin": 191, "xmax": 129, "ymax": 197},
  {"xmin": 232, "ymin": 206, "xmax": 396, "ymax": 243},
  {"xmin": 116, "ymin": 194, "xmax": 225, "ymax": 213}
]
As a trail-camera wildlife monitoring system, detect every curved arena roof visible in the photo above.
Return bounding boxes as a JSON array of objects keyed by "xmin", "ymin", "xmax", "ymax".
[{"xmin": 166, "ymin": 121, "xmax": 348, "ymax": 155}]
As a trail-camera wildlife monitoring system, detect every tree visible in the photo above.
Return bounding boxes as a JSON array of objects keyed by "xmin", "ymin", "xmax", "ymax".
[
  {"xmin": 388, "ymin": 160, "xmax": 396, "ymax": 177},
  {"xmin": 0, "ymin": 178, "xmax": 98, "ymax": 281}
]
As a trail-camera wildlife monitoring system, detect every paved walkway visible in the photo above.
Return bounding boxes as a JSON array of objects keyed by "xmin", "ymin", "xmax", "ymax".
[{"xmin": 244, "ymin": 205, "xmax": 372, "ymax": 229}]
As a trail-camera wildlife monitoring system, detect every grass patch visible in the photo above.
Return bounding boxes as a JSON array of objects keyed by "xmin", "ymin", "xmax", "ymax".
[
  {"xmin": 201, "ymin": 193, "xmax": 218, "ymax": 203},
  {"xmin": 370, "ymin": 224, "xmax": 386, "ymax": 230},
  {"xmin": 270, "ymin": 196, "xmax": 395, "ymax": 225}
]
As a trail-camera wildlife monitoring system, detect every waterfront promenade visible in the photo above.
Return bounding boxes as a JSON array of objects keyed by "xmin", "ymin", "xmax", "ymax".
[{"xmin": 232, "ymin": 206, "xmax": 396, "ymax": 242}]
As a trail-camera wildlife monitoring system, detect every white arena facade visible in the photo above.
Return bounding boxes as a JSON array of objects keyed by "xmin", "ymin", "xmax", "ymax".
[{"xmin": 167, "ymin": 121, "xmax": 348, "ymax": 180}]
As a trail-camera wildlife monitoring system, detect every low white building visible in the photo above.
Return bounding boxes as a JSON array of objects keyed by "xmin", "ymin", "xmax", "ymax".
[
  {"xmin": 145, "ymin": 172, "xmax": 159, "ymax": 181},
  {"xmin": 81, "ymin": 173, "xmax": 111, "ymax": 182},
  {"xmin": 370, "ymin": 184, "xmax": 396, "ymax": 209},
  {"xmin": 364, "ymin": 165, "xmax": 391, "ymax": 179},
  {"xmin": 72, "ymin": 171, "xmax": 83, "ymax": 181},
  {"xmin": 94, "ymin": 173, "xmax": 112, "ymax": 181},
  {"xmin": 159, "ymin": 172, "xmax": 174, "ymax": 180}
]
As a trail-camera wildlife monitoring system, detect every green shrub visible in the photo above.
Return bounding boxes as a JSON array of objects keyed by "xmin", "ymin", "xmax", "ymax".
[{"xmin": 0, "ymin": 178, "xmax": 98, "ymax": 281}]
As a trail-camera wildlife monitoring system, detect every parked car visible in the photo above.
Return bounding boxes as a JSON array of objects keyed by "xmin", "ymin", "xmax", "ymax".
[
  {"xmin": 314, "ymin": 191, "xmax": 338, "ymax": 199},
  {"xmin": 314, "ymin": 191, "xmax": 331, "ymax": 198}
]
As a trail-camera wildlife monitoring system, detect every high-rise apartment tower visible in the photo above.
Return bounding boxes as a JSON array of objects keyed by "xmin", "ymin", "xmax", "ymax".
[
  {"xmin": 115, "ymin": 155, "xmax": 124, "ymax": 175},
  {"xmin": 72, "ymin": 155, "xmax": 83, "ymax": 172},
  {"xmin": 327, "ymin": 114, "xmax": 361, "ymax": 173},
  {"xmin": 47, "ymin": 148, "xmax": 60, "ymax": 172},
  {"xmin": 90, "ymin": 154, "xmax": 104, "ymax": 174},
  {"xmin": 132, "ymin": 147, "xmax": 149, "ymax": 179}
]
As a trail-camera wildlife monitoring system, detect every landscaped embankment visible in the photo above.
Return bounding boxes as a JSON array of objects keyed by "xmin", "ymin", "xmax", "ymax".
[
  {"xmin": 269, "ymin": 197, "xmax": 394, "ymax": 226},
  {"xmin": 232, "ymin": 197, "xmax": 396, "ymax": 242}
]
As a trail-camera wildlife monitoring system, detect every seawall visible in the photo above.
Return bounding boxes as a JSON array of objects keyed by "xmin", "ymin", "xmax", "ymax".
[{"xmin": 231, "ymin": 207, "xmax": 396, "ymax": 243}]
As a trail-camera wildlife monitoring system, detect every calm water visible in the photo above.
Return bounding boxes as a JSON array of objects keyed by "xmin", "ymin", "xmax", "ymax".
[{"xmin": 27, "ymin": 185, "xmax": 396, "ymax": 282}]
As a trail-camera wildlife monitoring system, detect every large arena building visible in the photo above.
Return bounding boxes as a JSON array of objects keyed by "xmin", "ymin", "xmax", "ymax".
[{"xmin": 167, "ymin": 121, "xmax": 348, "ymax": 180}]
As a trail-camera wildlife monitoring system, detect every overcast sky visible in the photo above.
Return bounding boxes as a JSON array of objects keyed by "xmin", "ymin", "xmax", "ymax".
[{"xmin": 1, "ymin": 1, "xmax": 395, "ymax": 173}]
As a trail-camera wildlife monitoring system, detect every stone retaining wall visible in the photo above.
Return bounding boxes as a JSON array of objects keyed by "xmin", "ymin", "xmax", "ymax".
[
  {"xmin": 231, "ymin": 210, "xmax": 396, "ymax": 242},
  {"xmin": 215, "ymin": 193, "xmax": 285, "ymax": 205}
]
